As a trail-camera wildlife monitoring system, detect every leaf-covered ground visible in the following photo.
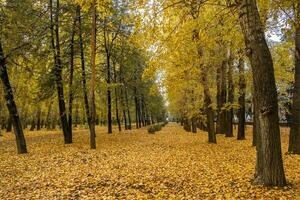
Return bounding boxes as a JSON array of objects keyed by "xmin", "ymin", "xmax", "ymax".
[{"xmin": 0, "ymin": 123, "xmax": 299, "ymax": 199}]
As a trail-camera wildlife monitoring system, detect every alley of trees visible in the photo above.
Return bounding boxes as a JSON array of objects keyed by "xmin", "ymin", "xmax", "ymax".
[{"xmin": 0, "ymin": 0, "xmax": 300, "ymax": 199}]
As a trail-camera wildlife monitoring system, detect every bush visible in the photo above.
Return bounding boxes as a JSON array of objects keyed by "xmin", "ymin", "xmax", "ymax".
[{"xmin": 148, "ymin": 121, "xmax": 168, "ymax": 134}]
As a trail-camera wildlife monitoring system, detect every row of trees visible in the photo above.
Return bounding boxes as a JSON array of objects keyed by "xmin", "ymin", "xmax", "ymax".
[
  {"xmin": 0, "ymin": 0, "xmax": 166, "ymax": 153},
  {"xmin": 141, "ymin": 0, "xmax": 300, "ymax": 187}
]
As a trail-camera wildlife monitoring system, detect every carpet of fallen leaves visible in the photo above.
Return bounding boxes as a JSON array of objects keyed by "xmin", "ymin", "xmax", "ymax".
[{"xmin": 0, "ymin": 123, "xmax": 300, "ymax": 200}]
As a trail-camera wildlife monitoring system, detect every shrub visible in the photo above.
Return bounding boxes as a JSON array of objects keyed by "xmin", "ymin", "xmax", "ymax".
[{"xmin": 148, "ymin": 121, "xmax": 168, "ymax": 134}]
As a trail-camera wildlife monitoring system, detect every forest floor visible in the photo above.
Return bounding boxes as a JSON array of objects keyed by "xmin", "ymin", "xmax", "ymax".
[{"xmin": 0, "ymin": 123, "xmax": 299, "ymax": 200}]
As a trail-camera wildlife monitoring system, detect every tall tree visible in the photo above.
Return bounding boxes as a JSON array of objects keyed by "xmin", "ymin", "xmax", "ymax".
[
  {"xmin": 89, "ymin": 1, "xmax": 97, "ymax": 149},
  {"xmin": 233, "ymin": 0, "xmax": 286, "ymax": 186},
  {"xmin": 49, "ymin": 0, "xmax": 71, "ymax": 144},
  {"xmin": 289, "ymin": 0, "xmax": 300, "ymax": 154},
  {"xmin": 0, "ymin": 41, "xmax": 27, "ymax": 154}
]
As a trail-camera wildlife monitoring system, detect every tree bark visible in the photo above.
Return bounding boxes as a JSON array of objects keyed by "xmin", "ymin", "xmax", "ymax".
[
  {"xmin": 50, "ymin": 0, "xmax": 71, "ymax": 144},
  {"xmin": 220, "ymin": 60, "xmax": 227, "ymax": 134},
  {"xmin": 237, "ymin": 58, "xmax": 246, "ymax": 140},
  {"xmin": 289, "ymin": 1, "xmax": 300, "ymax": 154},
  {"xmin": 0, "ymin": 41, "xmax": 27, "ymax": 154},
  {"xmin": 124, "ymin": 85, "xmax": 131, "ymax": 129},
  {"xmin": 216, "ymin": 63, "xmax": 222, "ymax": 134},
  {"xmin": 67, "ymin": 10, "xmax": 77, "ymax": 142},
  {"xmin": 78, "ymin": 5, "xmax": 96, "ymax": 148},
  {"xmin": 89, "ymin": 0, "xmax": 97, "ymax": 148},
  {"xmin": 235, "ymin": 0, "xmax": 286, "ymax": 186},
  {"xmin": 225, "ymin": 49, "xmax": 234, "ymax": 137}
]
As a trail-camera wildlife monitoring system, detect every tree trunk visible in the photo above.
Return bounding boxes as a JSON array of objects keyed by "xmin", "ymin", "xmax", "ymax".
[
  {"xmin": 113, "ymin": 62, "xmax": 121, "ymax": 132},
  {"xmin": 225, "ymin": 49, "xmax": 234, "ymax": 137},
  {"xmin": 46, "ymin": 101, "xmax": 53, "ymax": 130},
  {"xmin": 191, "ymin": 117, "xmax": 197, "ymax": 133},
  {"xmin": 78, "ymin": 5, "xmax": 96, "ymax": 148},
  {"xmin": 124, "ymin": 85, "xmax": 131, "ymax": 129},
  {"xmin": 289, "ymin": 1, "xmax": 300, "ymax": 154},
  {"xmin": 235, "ymin": 0, "xmax": 286, "ymax": 186},
  {"xmin": 67, "ymin": 10, "xmax": 77, "ymax": 142},
  {"xmin": 134, "ymin": 88, "xmax": 140, "ymax": 129},
  {"xmin": 216, "ymin": 63, "xmax": 222, "ymax": 134},
  {"xmin": 74, "ymin": 104, "xmax": 79, "ymax": 128},
  {"xmin": 0, "ymin": 41, "xmax": 27, "ymax": 154},
  {"xmin": 6, "ymin": 116, "xmax": 12, "ymax": 132},
  {"xmin": 237, "ymin": 58, "xmax": 246, "ymax": 140},
  {"xmin": 203, "ymin": 76, "xmax": 216, "ymax": 143},
  {"xmin": 50, "ymin": 0, "xmax": 71, "ymax": 144},
  {"xmin": 36, "ymin": 108, "xmax": 41, "ymax": 131},
  {"xmin": 89, "ymin": 0, "xmax": 97, "ymax": 148},
  {"xmin": 220, "ymin": 60, "xmax": 227, "ymax": 134}
]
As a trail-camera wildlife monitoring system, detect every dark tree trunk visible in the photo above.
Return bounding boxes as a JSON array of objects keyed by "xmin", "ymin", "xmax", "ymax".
[
  {"xmin": 220, "ymin": 60, "xmax": 227, "ymax": 134},
  {"xmin": 289, "ymin": 1, "xmax": 300, "ymax": 154},
  {"xmin": 30, "ymin": 115, "xmax": 35, "ymax": 131},
  {"xmin": 216, "ymin": 63, "xmax": 222, "ymax": 134},
  {"xmin": 103, "ymin": 22, "xmax": 113, "ymax": 134},
  {"xmin": 134, "ymin": 88, "xmax": 139, "ymax": 129},
  {"xmin": 46, "ymin": 101, "xmax": 53, "ymax": 130},
  {"xmin": 225, "ymin": 50, "xmax": 234, "ymax": 137},
  {"xmin": 199, "ymin": 52, "xmax": 216, "ymax": 143},
  {"xmin": 6, "ymin": 116, "xmax": 12, "ymax": 132},
  {"xmin": 124, "ymin": 85, "xmax": 132, "ymax": 130},
  {"xmin": 67, "ymin": 10, "xmax": 77, "ymax": 142},
  {"xmin": 191, "ymin": 117, "xmax": 197, "ymax": 133},
  {"xmin": 50, "ymin": 0, "xmax": 71, "ymax": 144},
  {"xmin": 0, "ymin": 41, "xmax": 27, "ymax": 154},
  {"xmin": 78, "ymin": 5, "xmax": 96, "ymax": 148},
  {"xmin": 74, "ymin": 104, "xmax": 79, "ymax": 128},
  {"xmin": 237, "ymin": 58, "xmax": 246, "ymax": 140},
  {"xmin": 235, "ymin": 0, "xmax": 286, "ymax": 186},
  {"xmin": 121, "ymin": 87, "xmax": 128, "ymax": 130},
  {"xmin": 36, "ymin": 108, "xmax": 41, "ymax": 131},
  {"xmin": 113, "ymin": 62, "xmax": 121, "ymax": 132},
  {"xmin": 89, "ymin": 0, "xmax": 97, "ymax": 148}
]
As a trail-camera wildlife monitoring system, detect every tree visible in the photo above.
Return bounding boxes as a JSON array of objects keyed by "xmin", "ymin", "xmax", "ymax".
[
  {"xmin": 49, "ymin": 0, "xmax": 71, "ymax": 144},
  {"xmin": 289, "ymin": 0, "xmax": 300, "ymax": 154},
  {"xmin": 0, "ymin": 41, "xmax": 27, "ymax": 154},
  {"xmin": 233, "ymin": 0, "xmax": 286, "ymax": 186}
]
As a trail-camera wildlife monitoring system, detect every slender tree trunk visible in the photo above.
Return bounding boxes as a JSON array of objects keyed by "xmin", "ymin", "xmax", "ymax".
[
  {"xmin": 74, "ymin": 104, "xmax": 79, "ymax": 128},
  {"xmin": 89, "ymin": 0, "xmax": 97, "ymax": 148},
  {"xmin": 237, "ymin": 58, "xmax": 246, "ymax": 140},
  {"xmin": 225, "ymin": 49, "xmax": 234, "ymax": 137},
  {"xmin": 0, "ymin": 41, "xmax": 27, "ymax": 154},
  {"xmin": 36, "ymin": 108, "xmax": 41, "ymax": 131},
  {"xmin": 78, "ymin": 5, "xmax": 95, "ymax": 148},
  {"xmin": 134, "ymin": 88, "xmax": 140, "ymax": 129},
  {"xmin": 191, "ymin": 117, "xmax": 197, "ymax": 133},
  {"xmin": 67, "ymin": 11, "xmax": 77, "ymax": 142},
  {"xmin": 30, "ymin": 114, "xmax": 36, "ymax": 131},
  {"xmin": 124, "ymin": 85, "xmax": 131, "ymax": 129},
  {"xmin": 220, "ymin": 60, "xmax": 227, "ymax": 134},
  {"xmin": 46, "ymin": 101, "xmax": 53, "ymax": 130},
  {"xmin": 113, "ymin": 62, "xmax": 121, "ymax": 132},
  {"xmin": 289, "ymin": 1, "xmax": 300, "ymax": 154},
  {"xmin": 235, "ymin": 0, "xmax": 286, "ymax": 186},
  {"xmin": 216, "ymin": 64, "xmax": 222, "ymax": 134},
  {"xmin": 50, "ymin": 0, "xmax": 71, "ymax": 144}
]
